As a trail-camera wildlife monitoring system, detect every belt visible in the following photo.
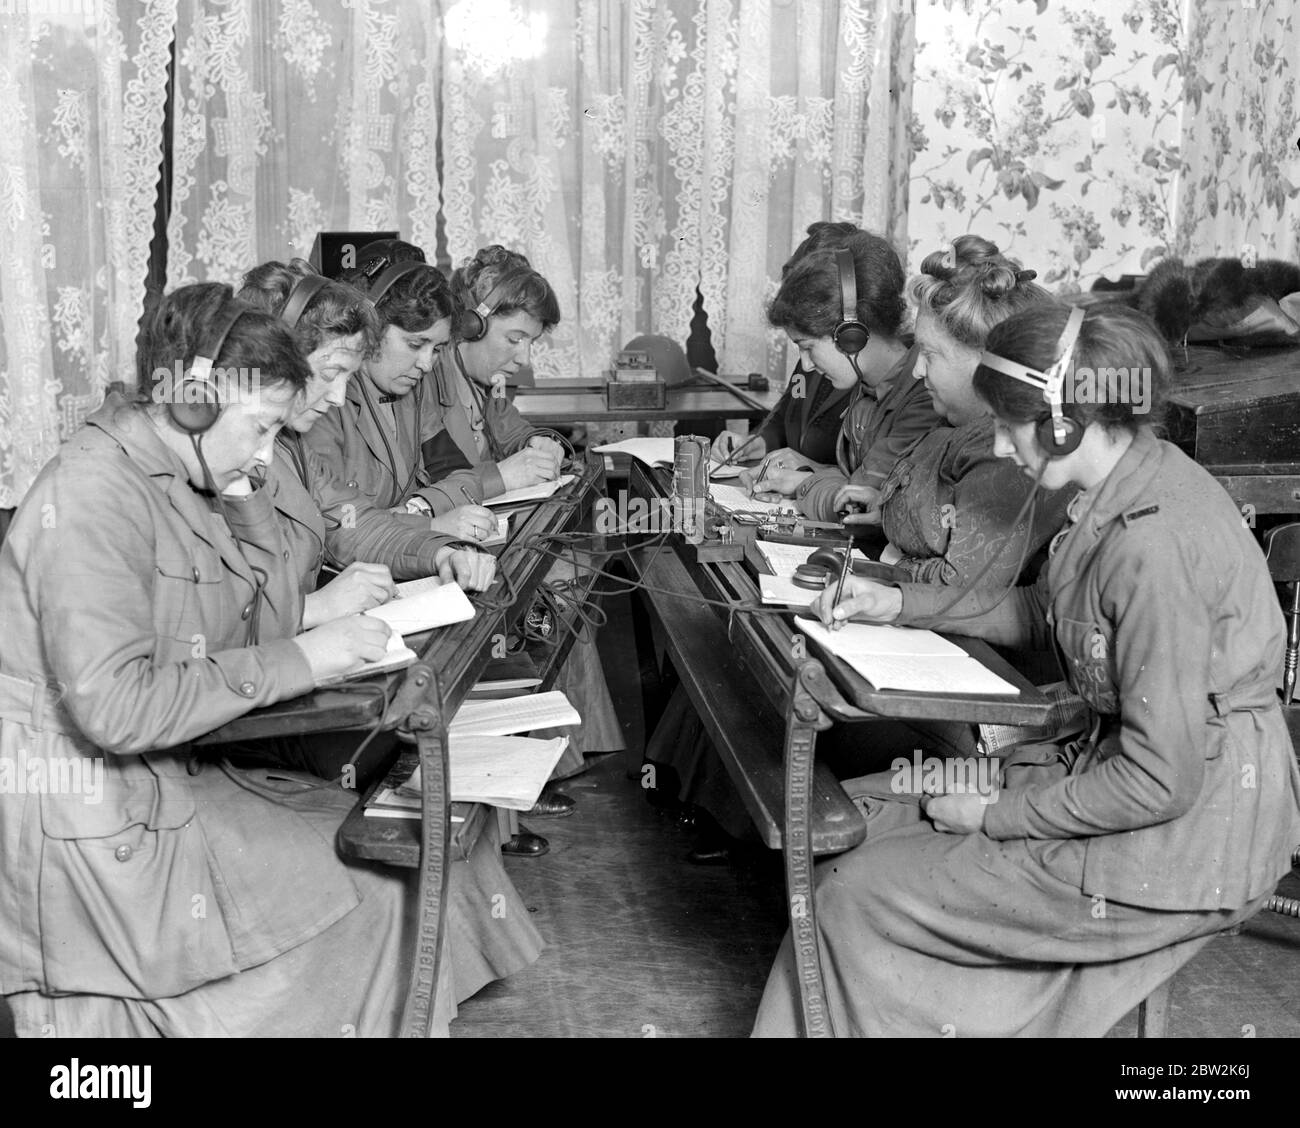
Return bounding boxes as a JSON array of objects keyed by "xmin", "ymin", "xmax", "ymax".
[
  {"xmin": 0, "ymin": 672, "xmax": 78, "ymax": 736},
  {"xmin": 1208, "ymin": 684, "xmax": 1278, "ymax": 718}
]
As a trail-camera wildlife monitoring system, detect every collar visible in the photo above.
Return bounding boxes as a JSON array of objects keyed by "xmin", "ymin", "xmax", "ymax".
[{"xmin": 865, "ymin": 342, "xmax": 920, "ymax": 404}]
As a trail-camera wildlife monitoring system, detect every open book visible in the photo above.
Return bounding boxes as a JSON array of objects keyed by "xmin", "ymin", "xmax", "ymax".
[
  {"xmin": 366, "ymin": 734, "xmax": 571, "ymax": 815},
  {"xmin": 795, "ymin": 616, "xmax": 1019, "ymax": 696},
  {"xmin": 317, "ymin": 627, "xmax": 417, "ymax": 687},
  {"xmin": 364, "ymin": 578, "xmax": 476, "ymax": 636},
  {"xmin": 756, "ymin": 541, "xmax": 872, "ymax": 577},
  {"xmin": 449, "ymin": 690, "xmax": 581, "ymax": 737},
  {"xmin": 709, "ymin": 482, "xmax": 798, "ymax": 519}
]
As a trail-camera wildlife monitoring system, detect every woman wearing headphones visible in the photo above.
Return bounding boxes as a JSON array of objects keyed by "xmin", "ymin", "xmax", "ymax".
[
  {"xmin": 0, "ymin": 284, "xmax": 445, "ymax": 1036},
  {"xmin": 236, "ymin": 259, "xmax": 496, "ymax": 615},
  {"xmin": 833, "ymin": 236, "xmax": 1072, "ymax": 625},
  {"xmin": 754, "ymin": 302, "xmax": 1300, "ymax": 1037},
  {"xmin": 739, "ymin": 229, "xmax": 941, "ymax": 519},
  {"xmin": 303, "ymin": 241, "xmax": 500, "ymax": 546}
]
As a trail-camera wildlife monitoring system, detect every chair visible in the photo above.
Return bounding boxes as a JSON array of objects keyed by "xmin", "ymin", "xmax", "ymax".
[{"xmin": 1135, "ymin": 524, "xmax": 1300, "ymax": 1036}]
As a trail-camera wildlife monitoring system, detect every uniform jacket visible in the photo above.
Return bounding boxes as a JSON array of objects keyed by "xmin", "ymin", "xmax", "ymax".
[
  {"xmin": 885, "ymin": 416, "xmax": 1074, "ymax": 621},
  {"xmin": 0, "ymin": 396, "xmax": 364, "ymax": 1000},
  {"xmin": 914, "ymin": 429, "xmax": 1300, "ymax": 912},
  {"xmin": 755, "ymin": 367, "xmax": 853, "ymax": 467},
  {"xmin": 795, "ymin": 347, "xmax": 941, "ymax": 522},
  {"xmin": 269, "ymin": 430, "xmax": 462, "ymax": 592}
]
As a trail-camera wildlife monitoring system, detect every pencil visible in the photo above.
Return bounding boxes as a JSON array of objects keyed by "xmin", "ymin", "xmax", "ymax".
[
  {"xmin": 830, "ymin": 542, "xmax": 852, "ymax": 627},
  {"xmin": 459, "ymin": 485, "xmax": 478, "ymax": 506}
]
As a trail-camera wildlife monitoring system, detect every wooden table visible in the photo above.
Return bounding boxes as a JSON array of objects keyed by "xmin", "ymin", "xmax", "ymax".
[
  {"xmin": 515, "ymin": 376, "xmax": 783, "ymax": 426},
  {"xmin": 194, "ymin": 455, "xmax": 609, "ymax": 1036},
  {"xmin": 624, "ymin": 461, "xmax": 1050, "ymax": 1037}
]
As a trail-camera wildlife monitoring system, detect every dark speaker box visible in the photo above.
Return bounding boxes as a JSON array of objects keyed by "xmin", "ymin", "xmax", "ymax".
[{"xmin": 310, "ymin": 231, "xmax": 400, "ymax": 279}]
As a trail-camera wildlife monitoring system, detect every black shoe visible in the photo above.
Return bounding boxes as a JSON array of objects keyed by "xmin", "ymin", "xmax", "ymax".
[
  {"xmin": 502, "ymin": 829, "xmax": 549, "ymax": 857},
  {"xmin": 527, "ymin": 787, "xmax": 576, "ymax": 819}
]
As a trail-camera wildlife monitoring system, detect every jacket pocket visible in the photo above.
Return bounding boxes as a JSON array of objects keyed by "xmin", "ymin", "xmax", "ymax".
[
  {"xmin": 1053, "ymin": 615, "xmax": 1121, "ymax": 715},
  {"xmin": 154, "ymin": 545, "xmax": 226, "ymax": 642}
]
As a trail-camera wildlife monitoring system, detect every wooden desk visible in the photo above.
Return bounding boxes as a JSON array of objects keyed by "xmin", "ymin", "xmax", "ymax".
[
  {"xmin": 193, "ymin": 455, "xmax": 608, "ymax": 1036},
  {"xmin": 625, "ymin": 460, "xmax": 1049, "ymax": 1037},
  {"xmin": 1164, "ymin": 344, "xmax": 1300, "ymax": 514},
  {"xmin": 515, "ymin": 379, "xmax": 783, "ymax": 426}
]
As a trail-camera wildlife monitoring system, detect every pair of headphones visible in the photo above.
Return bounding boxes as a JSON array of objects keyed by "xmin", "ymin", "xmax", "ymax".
[
  {"xmin": 361, "ymin": 252, "xmax": 429, "ymax": 307},
  {"xmin": 454, "ymin": 267, "xmax": 529, "ymax": 342},
  {"xmin": 279, "ymin": 271, "xmax": 330, "ymax": 328},
  {"xmin": 168, "ymin": 300, "xmax": 252, "ymax": 435},
  {"xmin": 978, "ymin": 305, "xmax": 1087, "ymax": 457},
  {"xmin": 832, "ymin": 247, "xmax": 871, "ymax": 356}
]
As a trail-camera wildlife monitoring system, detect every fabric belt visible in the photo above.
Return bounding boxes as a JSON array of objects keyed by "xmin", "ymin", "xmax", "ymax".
[
  {"xmin": 1208, "ymin": 684, "xmax": 1278, "ymax": 718},
  {"xmin": 0, "ymin": 672, "xmax": 78, "ymax": 736}
]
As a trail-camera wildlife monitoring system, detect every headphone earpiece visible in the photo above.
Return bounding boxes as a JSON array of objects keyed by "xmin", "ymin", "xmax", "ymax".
[
  {"xmin": 832, "ymin": 247, "xmax": 871, "ymax": 357},
  {"xmin": 454, "ymin": 266, "xmax": 530, "ymax": 343},
  {"xmin": 167, "ymin": 299, "xmax": 250, "ymax": 436},
  {"xmin": 1036, "ymin": 413, "xmax": 1083, "ymax": 457}
]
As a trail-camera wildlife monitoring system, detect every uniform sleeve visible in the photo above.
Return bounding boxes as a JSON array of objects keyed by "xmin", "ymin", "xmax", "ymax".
[
  {"xmin": 895, "ymin": 571, "xmax": 1052, "ymax": 652},
  {"xmin": 983, "ymin": 532, "xmax": 1211, "ymax": 840},
  {"xmin": 892, "ymin": 455, "xmax": 1042, "ymax": 620},
  {"xmin": 486, "ymin": 395, "xmax": 539, "ymax": 459},
  {"xmin": 854, "ymin": 388, "xmax": 938, "ymax": 488},
  {"xmin": 415, "ymin": 461, "xmax": 502, "ymax": 510},
  {"xmin": 35, "ymin": 477, "xmax": 314, "ymax": 756},
  {"xmin": 308, "ymin": 448, "xmax": 463, "ymax": 580}
]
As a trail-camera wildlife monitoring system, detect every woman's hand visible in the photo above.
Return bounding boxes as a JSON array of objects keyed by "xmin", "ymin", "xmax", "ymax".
[
  {"xmin": 810, "ymin": 574, "xmax": 903, "ymax": 628},
  {"xmin": 499, "ymin": 446, "xmax": 560, "ymax": 490},
  {"xmin": 435, "ymin": 546, "xmax": 497, "ymax": 592},
  {"xmin": 711, "ymin": 430, "xmax": 764, "ymax": 463},
  {"xmin": 527, "ymin": 435, "xmax": 565, "ymax": 464},
  {"xmin": 430, "ymin": 504, "xmax": 496, "ymax": 541},
  {"xmin": 922, "ymin": 793, "xmax": 987, "ymax": 835},
  {"xmin": 293, "ymin": 614, "xmax": 394, "ymax": 682},
  {"xmin": 738, "ymin": 466, "xmax": 810, "ymax": 500},
  {"xmin": 832, "ymin": 484, "xmax": 883, "ymax": 525},
  {"xmin": 301, "ymin": 562, "xmax": 396, "ymax": 629}
]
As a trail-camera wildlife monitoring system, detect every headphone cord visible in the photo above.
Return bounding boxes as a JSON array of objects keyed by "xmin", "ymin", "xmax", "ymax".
[
  {"xmin": 192, "ymin": 434, "xmax": 266, "ymax": 647},
  {"xmin": 358, "ymin": 374, "xmax": 425, "ymax": 508}
]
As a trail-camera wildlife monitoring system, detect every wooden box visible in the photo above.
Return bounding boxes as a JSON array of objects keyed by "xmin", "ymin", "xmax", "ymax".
[{"xmin": 606, "ymin": 379, "xmax": 667, "ymax": 410}]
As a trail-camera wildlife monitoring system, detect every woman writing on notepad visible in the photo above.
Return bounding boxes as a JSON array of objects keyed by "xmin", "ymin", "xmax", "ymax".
[
  {"xmin": 753, "ymin": 302, "xmax": 1300, "ymax": 1037},
  {"xmin": 740, "ymin": 229, "xmax": 941, "ymax": 518},
  {"xmin": 0, "ymin": 285, "xmax": 457, "ymax": 1035},
  {"xmin": 236, "ymin": 258, "xmax": 497, "ymax": 616}
]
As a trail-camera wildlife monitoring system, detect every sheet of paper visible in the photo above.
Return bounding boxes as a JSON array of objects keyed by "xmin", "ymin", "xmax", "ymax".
[
  {"xmin": 708, "ymin": 462, "xmax": 746, "ymax": 480},
  {"xmin": 708, "ymin": 482, "xmax": 798, "ymax": 518},
  {"xmin": 484, "ymin": 474, "xmax": 574, "ymax": 508},
  {"xmin": 479, "ymin": 514, "xmax": 510, "ymax": 547},
  {"xmin": 794, "ymin": 617, "xmax": 1018, "ymax": 696},
  {"xmin": 756, "ymin": 541, "xmax": 872, "ymax": 577},
  {"xmin": 795, "ymin": 616, "xmax": 967, "ymax": 658},
  {"xmin": 365, "ymin": 581, "xmax": 476, "ymax": 636},
  {"xmin": 448, "ymin": 690, "xmax": 581, "ymax": 737},
  {"xmin": 320, "ymin": 627, "xmax": 417, "ymax": 686},
  {"xmin": 758, "ymin": 573, "xmax": 816, "ymax": 607},
  {"xmin": 593, "ymin": 437, "xmax": 675, "ymax": 465},
  {"xmin": 402, "ymin": 735, "xmax": 570, "ymax": 810}
]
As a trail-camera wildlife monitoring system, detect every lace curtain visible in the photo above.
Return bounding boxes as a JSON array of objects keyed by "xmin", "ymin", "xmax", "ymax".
[
  {"xmin": 1175, "ymin": 0, "xmax": 1300, "ymax": 261},
  {"xmin": 442, "ymin": 0, "xmax": 915, "ymax": 383},
  {"xmin": 165, "ymin": 0, "xmax": 445, "ymax": 285},
  {"xmin": 0, "ymin": 0, "xmax": 175, "ymax": 509}
]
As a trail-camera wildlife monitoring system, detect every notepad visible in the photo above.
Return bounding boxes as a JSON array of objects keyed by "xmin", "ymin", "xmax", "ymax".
[
  {"xmin": 364, "ymin": 579, "xmax": 476, "ymax": 636},
  {"xmin": 484, "ymin": 474, "xmax": 575, "ymax": 508},
  {"xmin": 759, "ymin": 573, "xmax": 818, "ymax": 607},
  {"xmin": 366, "ymin": 735, "xmax": 571, "ymax": 815},
  {"xmin": 709, "ymin": 482, "xmax": 798, "ymax": 518},
  {"xmin": 795, "ymin": 617, "xmax": 1019, "ymax": 696},
  {"xmin": 593, "ymin": 437, "xmax": 675, "ymax": 465},
  {"xmin": 448, "ymin": 690, "xmax": 581, "ymax": 737},
  {"xmin": 708, "ymin": 463, "xmax": 746, "ymax": 480},
  {"xmin": 479, "ymin": 514, "xmax": 510, "ymax": 547}
]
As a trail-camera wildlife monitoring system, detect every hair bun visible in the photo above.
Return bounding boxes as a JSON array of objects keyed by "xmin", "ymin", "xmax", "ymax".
[{"xmin": 976, "ymin": 261, "xmax": 1019, "ymax": 298}]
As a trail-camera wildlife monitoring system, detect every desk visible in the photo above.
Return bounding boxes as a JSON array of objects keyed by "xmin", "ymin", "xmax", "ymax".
[
  {"xmin": 625, "ymin": 460, "xmax": 1049, "ymax": 1037},
  {"xmin": 194, "ymin": 455, "xmax": 608, "ymax": 1036},
  {"xmin": 515, "ymin": 379, "xmax": 783, "ymax": 426}
]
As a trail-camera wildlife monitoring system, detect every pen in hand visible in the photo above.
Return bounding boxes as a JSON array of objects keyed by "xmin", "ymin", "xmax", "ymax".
[
  {"xmin": 459, "ymin": 485, "xmax": 478, "ymax": 506},
  {"xmin": 749, "ymin": 455, "xmax": 773, "ymax": 499},
  {"xmin": 829, "ymin": 543, "xmax": 853, "ymax": 631}
]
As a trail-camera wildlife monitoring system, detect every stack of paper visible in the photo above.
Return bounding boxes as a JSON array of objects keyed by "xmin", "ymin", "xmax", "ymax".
[
  {"xmin": 756, "ymin": 541, "xmax": 872, "ymax": 577},
  {"xmin": 795, "ymin": 617, "xmax": 1019, "ymax": 696},
  {"xmin": 448, "ymin": 690, "xmax": 581, "ymax": 737},
  {"xmin": 593, "ymin": 437, "xmax": 675, "ymax": 465},
  {"xmin": 365, "ymin": 735, "xmax": 570, "ymax": 815},
  {"xmin": 365, "ymin": 578, "xmax": 476, "ymax": 636}
]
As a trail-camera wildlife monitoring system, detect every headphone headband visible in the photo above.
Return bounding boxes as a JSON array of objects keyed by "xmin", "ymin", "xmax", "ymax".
[
  {"xmin": 979, "ymin": 306, "xmax": 1086, "ymax": 451},
  {"xmin": 190, "ymin": 300, "xmax": 250, "ymax": 381},
  {"xmin": 836, "ymin": 248, "xmax": 857, "ymax": 327},
  {"xmin": 367, "ymin": 259, "xmax": 427, "ymax": 305},
  {"xmin": 279, "ymin": 272, "xmax": 330, "ymax": 329}
]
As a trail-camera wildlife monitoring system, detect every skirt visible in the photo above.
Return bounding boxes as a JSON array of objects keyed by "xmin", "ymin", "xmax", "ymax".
[{"xmin": 752, "ymin": 771, "xmax": 1263, "ymax": 1037}]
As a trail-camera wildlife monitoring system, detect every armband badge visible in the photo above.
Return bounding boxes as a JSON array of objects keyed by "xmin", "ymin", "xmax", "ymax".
[{"xmin": 1120, "ymin": 504, "xmax": 1160, "ymax": 526}]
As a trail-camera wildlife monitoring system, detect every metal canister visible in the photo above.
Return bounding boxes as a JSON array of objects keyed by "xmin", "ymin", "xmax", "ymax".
[{"xmin": 672, "ymin": 434, "xmax": 711, "ymax": 544}]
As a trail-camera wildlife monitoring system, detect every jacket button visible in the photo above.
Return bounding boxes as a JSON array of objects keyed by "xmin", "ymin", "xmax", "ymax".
[
  {"xmin": 114, "ymin": 844, "xmax": 133, "ymax": 863},
  {"xmin": 241, "ymin": 604, "xmax": 252, "ymax": 620},
  {"xmin": 282, "ymin": 549, "xmax": 290, "ymax": 561},
  {"xmin": 346, "ymin": 481, "xmax": 357, "ymax": 489},
  {"xmin": 239, "ymin": 682, "xmax": 256, "ymax": 697},
  {"xmin": 192, "ymin": 567, "xmax": 201, "ymax": 583}
]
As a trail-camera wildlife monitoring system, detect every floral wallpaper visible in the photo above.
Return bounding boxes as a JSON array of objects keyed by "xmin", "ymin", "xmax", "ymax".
[{"xmin": 909, "ymin": 0, "xmax": 1191, "ymax": 291}]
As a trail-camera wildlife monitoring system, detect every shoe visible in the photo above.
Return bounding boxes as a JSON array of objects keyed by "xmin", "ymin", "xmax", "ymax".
[
  {"xmin": 687, "ymin": 841, "xmax": 731, "ymax": 865},
  {"xmin": 527, "ymin": 787, "xmax": 576, "ymax": 819},
  {"xmin": 502, "ymin": 830, "xmax": 549, "ymax": 857}
]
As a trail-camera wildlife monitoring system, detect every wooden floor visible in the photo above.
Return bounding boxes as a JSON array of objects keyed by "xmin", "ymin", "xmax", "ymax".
[{"xmin": 450, "ymin": 589, "xmax": 1300, "ymax": 1039}]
